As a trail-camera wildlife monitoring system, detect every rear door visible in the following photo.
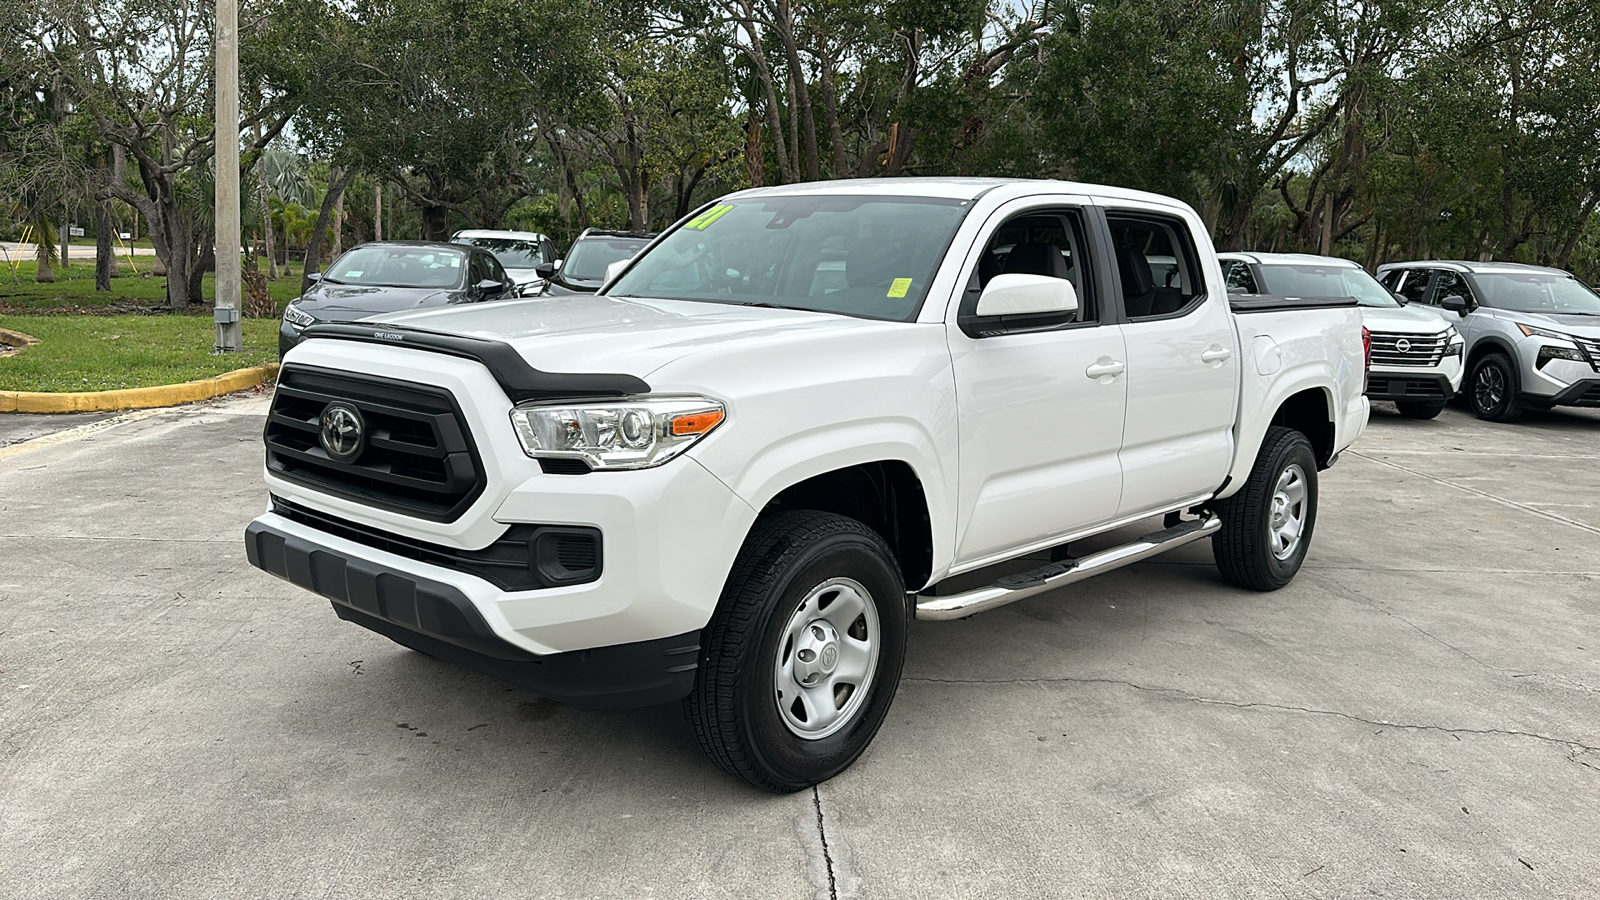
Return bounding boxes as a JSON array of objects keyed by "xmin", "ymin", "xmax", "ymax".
[
  {"xmin": 947, "ymin": 197, "xmax": 1128, "ymax": 568},
  {"xmin": 1103, "ymin": 207, "xmax": 1239, "ymax": 517}
]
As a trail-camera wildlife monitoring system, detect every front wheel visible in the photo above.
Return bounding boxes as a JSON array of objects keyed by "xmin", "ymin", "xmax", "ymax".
[
  {"xmin": 685, "ymin": 511, "xmax": 908, "ymax": 792},
  {"xmin": 1212, "ymin": 427, "xmax": 1318, "ymax": 591},
  {"xmin": 1470, "ymin": 352, "xmax": 1523, "ymax": 422},
  {"xmin": 1395, "ymin": 400, "xmax": 1445, "ymax": 419}
]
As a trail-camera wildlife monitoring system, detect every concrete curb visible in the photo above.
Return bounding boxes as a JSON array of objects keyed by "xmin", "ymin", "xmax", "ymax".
[
  {"xmin": 0, "ymin": 363, "xmax": 278, "ymax": 413},
  {"xmin": 0, "ymin": 327, "xmax": 40, "ymax": 351}
]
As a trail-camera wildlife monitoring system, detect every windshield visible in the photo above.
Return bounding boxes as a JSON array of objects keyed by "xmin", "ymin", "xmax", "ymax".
[
  {"xmin": 1255, "ymin": 263, "xmax": 1399, "ymax": 308},
  {"xmin": 562, "ymin": 236, "xmax": 652, "ymax": 282},
  {"xmin": 1473, "ymin": 272, "xmax": 1600, "ymax": 315},
  {"xmin": 323, "ymin": 246, "xmax": 464, "ymax": 289},
  {"xmin": 455, "ymin": 237, "xmax": 540, "ymax": 269},
  {"xmin": 607, "ymin": 195, "xmax": 972, "ymax": 321}
]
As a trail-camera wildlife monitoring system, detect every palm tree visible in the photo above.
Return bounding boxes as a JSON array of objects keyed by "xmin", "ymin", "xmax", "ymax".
[{"xmin": 258, "ymin": 149, "xmax": 313, "ymax": 277}]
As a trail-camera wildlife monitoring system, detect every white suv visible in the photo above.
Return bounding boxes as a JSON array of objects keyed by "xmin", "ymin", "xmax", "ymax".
[{"xmin": 1221, "ymin": 252, "xmax": 1464, "ymax": 419}]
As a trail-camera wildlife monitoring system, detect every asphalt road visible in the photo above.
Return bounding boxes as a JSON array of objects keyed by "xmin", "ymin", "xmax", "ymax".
[{"xmin": 1, "ymin": 396, "xmax": 1597, "ymax": 899}]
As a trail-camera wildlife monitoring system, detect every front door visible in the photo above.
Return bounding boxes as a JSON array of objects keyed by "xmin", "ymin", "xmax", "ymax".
[{"xmin": 948, "ymin": 202, "xmax": 1129, "ymax": 569}]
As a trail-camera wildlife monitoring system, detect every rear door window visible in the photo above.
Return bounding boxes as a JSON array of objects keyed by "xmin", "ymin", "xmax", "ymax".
[
  {"xmin": 1395, "ymin": 269, "xmax": 1435, "ymax": 305},
  {"xmin": 1106, "ymin": 213, "xmax": 1205, "ymax": 319}
]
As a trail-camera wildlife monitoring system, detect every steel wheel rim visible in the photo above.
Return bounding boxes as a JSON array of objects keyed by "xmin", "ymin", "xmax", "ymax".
[
  {"xmin": 1475, "ymin": 363, "xmax": 1504, "ymax": 411},
  {"xmin": 1268, "ymin": 463, "xmax": 1308, "ymax": 560},
  {"xmin": 774, "ymin": 576, "xmax": 881, "ymax": 740}
]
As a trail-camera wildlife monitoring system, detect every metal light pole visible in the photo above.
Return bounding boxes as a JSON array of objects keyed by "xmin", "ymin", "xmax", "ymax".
[{"xmin": 213, "ymin": 0, "xmax": 242, "ymax": 352}]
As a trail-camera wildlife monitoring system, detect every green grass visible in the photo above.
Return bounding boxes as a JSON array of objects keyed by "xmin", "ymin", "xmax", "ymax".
[
  {"xmin": 0, "ymin": 315, "xmax": 279, "ymax": 392},
  {"xmin": 0, "ymin": 259, "xmax": 303, "ymax": 311}
]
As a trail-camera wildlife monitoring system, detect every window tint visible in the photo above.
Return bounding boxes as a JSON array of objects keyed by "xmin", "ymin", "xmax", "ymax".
[
  {"xmin": 1394, "ymin": 269, "xmax": 1433, "ymax": 305},
  {"xmin": 1106, "ymin": 213, "xmax": 1204, "ymax": 318},
  {"xmin": 1222, "ymin": 260, "xmax": 1259, "ymax": 294},
  {"xmin": 1254, "ymin": 263, "xmax": 1399, "ymax": 308},
  {"xmin": 965, "ymin": 210, "xmax": 1095, "ymax": 323},
  {"xmin": 1433, "ymin": 271, "xmax": 1473, "ymax": 305}
]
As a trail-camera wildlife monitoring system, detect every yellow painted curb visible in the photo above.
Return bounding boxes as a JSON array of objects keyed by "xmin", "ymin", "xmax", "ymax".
[{"xmin": 0, "ymin": 363, "xmax": 278, "ymax": 413}]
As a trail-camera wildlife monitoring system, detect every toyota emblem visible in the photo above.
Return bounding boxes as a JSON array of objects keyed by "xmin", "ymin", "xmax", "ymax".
[
  {"xmin": 1395, "ymin": 338, "xmax": 1412, "ymax": 353},
  {"xmin": 319, "ymin": 403, "xmax": 365, "ymax": 462}
]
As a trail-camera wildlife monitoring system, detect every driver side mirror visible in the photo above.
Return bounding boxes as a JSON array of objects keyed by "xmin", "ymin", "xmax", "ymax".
[
  {"xmin": 961, "ymin": 274, "xmax": 1079, "ymax": 337},
  {"xmin": 1440, "ymin": 294, "xmax": 1470, "ymax": 316},
  {"xmin": 535, "ymin": 261, "xmax": 557, "ymax": 279},
  {"xmin": 475, "ymin": 279, "xmax": 506, "ymax": 298}
]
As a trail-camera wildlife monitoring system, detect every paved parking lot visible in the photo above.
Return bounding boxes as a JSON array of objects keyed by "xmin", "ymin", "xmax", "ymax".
[{"xmin": 2, "ymin": 396, "xmax": 1597, "ymax": 898}]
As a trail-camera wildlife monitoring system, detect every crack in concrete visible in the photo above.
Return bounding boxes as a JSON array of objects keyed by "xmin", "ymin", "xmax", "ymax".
[
  {"xmin": 1305, "ymin": 569, "xmax": 1600, "ymax": 695},
  {"xmin": 811, "ymin": 787, "xmax": 838, "ymax": 900},
  {"xmin": 1349, "ymin": 450, "xmax": 1600, "ymax": 537},
  {"xmin": 901, "ymin": 675, "xmax": 1600, "ymax": 755}
]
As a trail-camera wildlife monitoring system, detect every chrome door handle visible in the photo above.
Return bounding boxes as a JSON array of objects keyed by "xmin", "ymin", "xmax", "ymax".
[
  {"xmin": 1201, "ymin": 346, "xmax": 1232, "ymax": 364},
  {"xmin": 1085, "ymin": 360, "xmax": 1126, "ymax": 379}
]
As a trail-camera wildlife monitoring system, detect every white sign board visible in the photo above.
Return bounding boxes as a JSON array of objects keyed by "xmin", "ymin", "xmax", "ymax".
[{"xmin": 69, "ymin": 226, "xmax": 85, "ymax": 238}]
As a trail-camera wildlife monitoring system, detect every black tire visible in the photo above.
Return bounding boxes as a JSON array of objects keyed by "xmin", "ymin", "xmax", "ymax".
[
  {"xmin": 1212, "ymin": 426, "xmax": 1318, "ymax": 592},
  {"xmin": 1469, "ymin": 352, "xmax": 1523, "ymax": 422},
  {"xmin": 684, "ymin": 510, "xmax": 908, "ymax": 793},
  {"xmin": 1395, "ymin": 400, "xmax": 1446, "ymax": 419}
]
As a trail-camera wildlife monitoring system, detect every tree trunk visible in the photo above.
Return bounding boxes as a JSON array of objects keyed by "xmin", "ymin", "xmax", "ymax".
[
  {"xmin": 302, "ymin": 166, "xmax": 356, "ymax": 292},
  {"xmin": 331, "ymin": 187, "xmax": 345, "ymax": 257},
  {"xmin": 33, "ymin": 218, "xmax": 56, "ymax": 283},
  {"xmin": 819, "ymin": 54, "xmax": 847, "ymax": 179},
  {"xmin": 95, "ymin": 201, "xmax": 115, "ymax": 290},
  {"xmin": 374, "ymin": 183, "xmax": 382, "ymax": 241},
  {"xmin": 773, "ymin": 0, "xmax": 820, "ymax": 181}
]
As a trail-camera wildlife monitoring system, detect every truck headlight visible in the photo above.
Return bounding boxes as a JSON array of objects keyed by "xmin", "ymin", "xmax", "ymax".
[
  {"xmin": 282, "ymin": 302, "xmax": 316, "ymax": 330},
  {"xmin": 510, "ymin": 396, "xmax": 725, "ymax": 470}
]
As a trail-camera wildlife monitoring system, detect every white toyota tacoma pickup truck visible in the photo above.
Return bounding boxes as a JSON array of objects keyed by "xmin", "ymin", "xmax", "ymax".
[{"xmin": 246, "ymin": 178, "xmax": 1369, "ymax": 791}]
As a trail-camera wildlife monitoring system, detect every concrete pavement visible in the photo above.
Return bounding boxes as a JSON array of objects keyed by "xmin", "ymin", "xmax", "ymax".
[{"xmin": 1, "ymin": 397, "xmax": 1596, "ymax": 898}]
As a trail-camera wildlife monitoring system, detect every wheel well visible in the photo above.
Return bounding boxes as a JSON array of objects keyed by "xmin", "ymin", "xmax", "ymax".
[
  {"xmin": 1466, "ymin": 339, "xmax": 1513, "ymax": 374},
  {"xmin": 1270, "ymin": 388, "xmax": 1334, "ymax": 467},
  {"xmin": 762, "ymin": 461, "xmax": 933, "ymax": 590}
]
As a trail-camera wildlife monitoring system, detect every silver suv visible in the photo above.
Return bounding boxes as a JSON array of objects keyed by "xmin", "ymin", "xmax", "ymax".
[{"xmin": 1376, "ymin": 261, "xmax": 1600, "ymax": 421}]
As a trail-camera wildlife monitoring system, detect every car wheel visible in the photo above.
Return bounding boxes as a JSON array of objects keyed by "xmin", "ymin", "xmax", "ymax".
[
  {"xmin": 1470, "ymin": 353, "xmax": 1523, "ymax": 422},
  {"xmin": 1395, "ymin": 400, "xmax": 1446, "ymax": 419},
  {"xmin": 684, "ymin": 510, "xmax": 908, "ymax": 793},
  {"xmin": 1212, "ymin": 426, "xmax": 1318, "ymax": 592}
]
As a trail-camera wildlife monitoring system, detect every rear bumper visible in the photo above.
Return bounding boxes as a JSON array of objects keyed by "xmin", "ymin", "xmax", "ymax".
[{"xmin": 245, "ymin": 518, "xmax": 700, "ymax": 708}]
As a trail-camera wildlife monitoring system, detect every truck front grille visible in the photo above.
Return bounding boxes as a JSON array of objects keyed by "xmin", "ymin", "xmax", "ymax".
[
  {"xmin": 265, "ymin": 366, "xmax": 485, "ymax": 521},
  {"xmin": 1368, "ymin": 331, "xmax": 1448, "ymax": 367}
]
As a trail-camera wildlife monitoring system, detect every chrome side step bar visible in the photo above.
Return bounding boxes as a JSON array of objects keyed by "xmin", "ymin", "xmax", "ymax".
[{"xmin": 915, "ymin": 514, "xmax": 1222, "ymax": 621}]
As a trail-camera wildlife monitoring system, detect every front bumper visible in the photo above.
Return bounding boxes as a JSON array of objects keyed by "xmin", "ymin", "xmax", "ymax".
[
  {"xmin": 1524, "ymin": 377, "xmax": 1600, "ymax": 409},
  {"xmin": 245, "ymin": 517, "xmax": 700, "ymax": 708},
  {"xmin": 1365, "ymin": 373, "xmax": 1456, "ymax": 403}
]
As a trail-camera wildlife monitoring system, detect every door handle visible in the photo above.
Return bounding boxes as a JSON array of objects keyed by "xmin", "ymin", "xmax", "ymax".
[
  {"xmin": 1085, "ymin": 359, "xmax": 1126, "ymax": 379},
  {"xmin": 1201, "ymin": 346, "xmax": 1232, "ymax": 364}
]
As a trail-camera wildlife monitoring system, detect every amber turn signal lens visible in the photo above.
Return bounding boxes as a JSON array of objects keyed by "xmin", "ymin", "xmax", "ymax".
[{"xmin": 671, "ymin": 410, "xmax": 725, "ymax": 435}]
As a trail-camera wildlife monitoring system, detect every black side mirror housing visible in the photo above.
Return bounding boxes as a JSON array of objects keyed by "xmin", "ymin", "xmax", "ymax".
[
  {"xmin": 1440, "ymin": 294, "xmax": 1470, "ymax": 316},
  {"xmin": 535, "ymin": 262, "xmax": 557, "ymax": 279},
  {"xmin": 475, "ymin": 279, "xmax": 506, "ymax": 297}
]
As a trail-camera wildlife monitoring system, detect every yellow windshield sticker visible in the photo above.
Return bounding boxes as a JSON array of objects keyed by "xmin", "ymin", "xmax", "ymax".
[
  {"xmin": 686, "ymin": 204, "xmax": 734, "ymax": 230},
  {"xmin": 887, "ymin": 277, "xmax": 913, "ymax": 298}
]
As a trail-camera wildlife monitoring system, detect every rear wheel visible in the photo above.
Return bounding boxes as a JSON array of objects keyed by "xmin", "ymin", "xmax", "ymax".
[
  {"xmin": 1212, "ymin": 427, "xmax": 1318, "ymax": 591},
  {"xmin": 1470, "ymin": 352, "xmax": 1523, "ymax": 422},
  {"xmin": 685, "ymin": 511, "xmax": 908, "ymax": 793},
  {"xmin": 1395, "ymin": 400, "xmax": 1445, "ymax": 419}
]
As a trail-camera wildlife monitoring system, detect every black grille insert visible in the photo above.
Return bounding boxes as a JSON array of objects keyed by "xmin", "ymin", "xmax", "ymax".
[
  {"xmin": 271, "ymin": 497, "xmax": 602, "ymax": 590},
  {"xmin": 266, "ymin": 366, "xmax": 485, "ymax": 521}
]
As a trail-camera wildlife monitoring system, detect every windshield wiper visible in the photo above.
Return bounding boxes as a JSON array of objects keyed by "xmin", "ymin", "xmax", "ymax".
[
  {"xmin": 320, "ymin": 276, "xmax": 346, "ymax": 285},
  {"xmin": 740, "ymin": 301, "xmax": 823, "ymax": 313}
]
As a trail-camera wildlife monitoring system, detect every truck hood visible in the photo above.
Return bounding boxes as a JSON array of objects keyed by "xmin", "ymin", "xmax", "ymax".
[
  {"xmin": 365, "ymin": 294, "xmax": 886, "ymax": 378},
  {"xmin": 1361, "ymin": 303, "xmax": 1453, "ymax": 334}
]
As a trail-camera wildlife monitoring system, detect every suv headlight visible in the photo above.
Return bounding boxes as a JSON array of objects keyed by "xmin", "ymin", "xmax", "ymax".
[
  {"xmin": 1444, "ymin": 325, "xmax": 1464, "ymax": 356},
  {"xmin": 1517, "ymin": 322, "xmax": 1573, "ymax": 341},
  {"xmin": 282, "ymin": 303, "xmax": 316, "ymax": 330},
  {"xmin": 510, "ymin": 396, "xmax": 725, "ymax": 470}
]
